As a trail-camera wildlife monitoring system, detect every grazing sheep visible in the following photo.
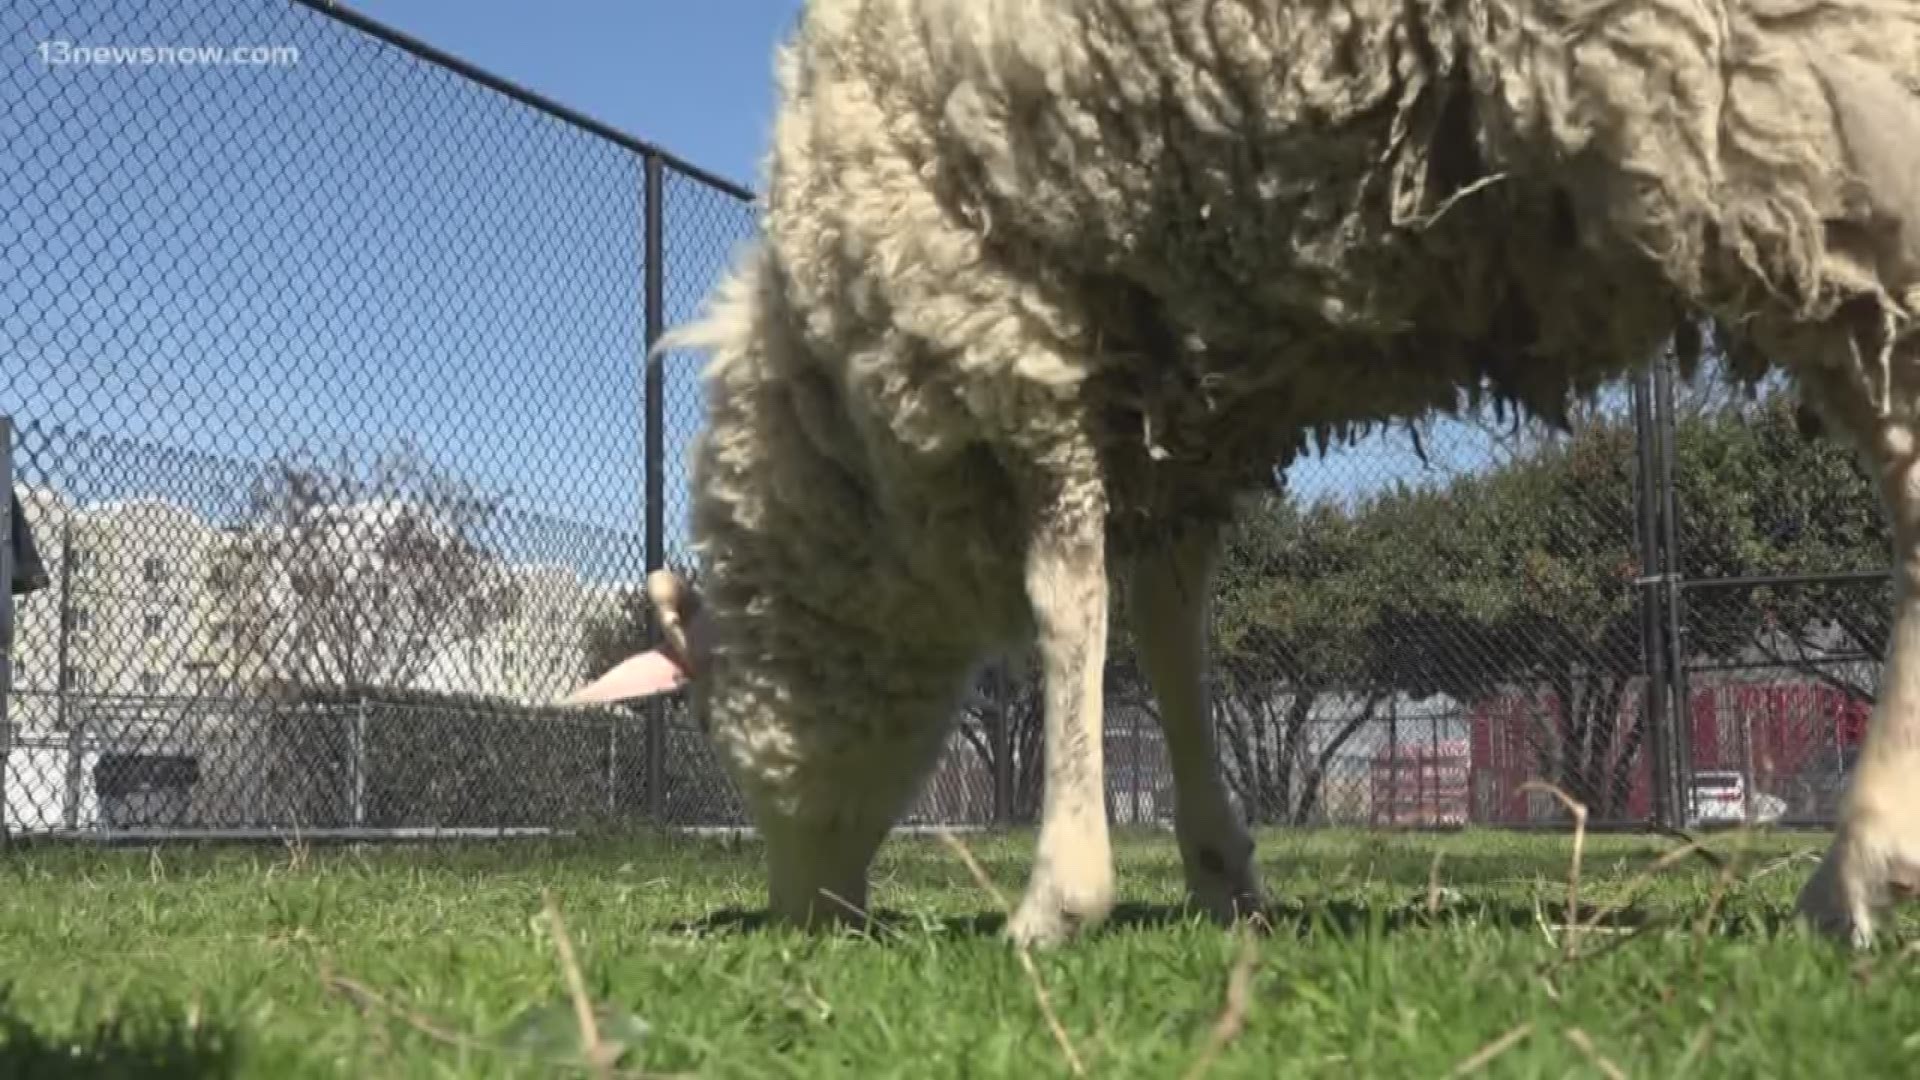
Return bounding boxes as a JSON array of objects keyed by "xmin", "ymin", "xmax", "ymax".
[{"xmin": 569, "ymin": 0, "xmax": 1920, "ymax": 949}]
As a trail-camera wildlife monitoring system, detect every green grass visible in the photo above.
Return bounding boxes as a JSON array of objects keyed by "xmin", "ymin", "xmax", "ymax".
[{"xmin": 1, "ymin": 826, "xmax": 1917, "ymax": 1078}]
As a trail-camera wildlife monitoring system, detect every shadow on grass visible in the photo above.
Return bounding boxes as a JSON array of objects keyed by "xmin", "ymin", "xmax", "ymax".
[
  {"xmin": 668, "ymin": 900, "xmax": 1206, "ymax": 938},
  {"xmin": 0, "ymin": 989, "xmax": 239, "ymax": 1079},
  {"xmin": 667, "ymin": 893, "xmax": 1809, "ymax": 943}
]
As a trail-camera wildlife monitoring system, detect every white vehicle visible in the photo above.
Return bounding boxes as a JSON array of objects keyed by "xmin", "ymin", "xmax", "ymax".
[{"xmin": 1686, "ymin": 770, "xmax": 1786, "ymax": 827}]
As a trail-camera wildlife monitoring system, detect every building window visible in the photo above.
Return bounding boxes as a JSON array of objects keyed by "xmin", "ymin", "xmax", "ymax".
[
  {"xmin": 69, "ymin": 607, "xmax": 92, "ymax": 632},
  {"xmin": 63, "ymin": 664, "xmax": 87, "ymax": 690},
  {"xmin": 142, "ymin": 556, "xmax": 168, "ymax": 585},
  {"xmin": 139, "ymin": 671, "xmax": 162, "ymax": 695},
  {"xmin": 144, "ymin": 612, "xmax": 164, "ymax": 638}
]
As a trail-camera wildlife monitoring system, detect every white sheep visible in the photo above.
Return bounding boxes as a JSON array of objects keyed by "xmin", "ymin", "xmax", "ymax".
[{"xmin": 568, "ymin": 0, "xmax": 1920, "ymax": 949}]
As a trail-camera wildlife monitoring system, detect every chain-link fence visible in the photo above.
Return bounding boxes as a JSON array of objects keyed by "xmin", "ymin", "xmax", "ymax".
[
  {"xmin": 2, "ymin": 0, "xmax": 1894, "ymax": 840},
  {"xmin": 1, "ymin": 0, "xmax": 756, "ymax": 837}
]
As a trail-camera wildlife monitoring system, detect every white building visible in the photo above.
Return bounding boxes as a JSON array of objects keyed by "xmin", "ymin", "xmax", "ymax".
[
  {"xmin": 2, "ymin": 489, "xmax": 627, "ymax": 705},
  {"xmin": 5, "ymin": 484, "xmax": 643, "ymax": 831},
  {"xmin": 8, "ymin": 491, "xmax": 227, "ymax": 724},
  {"xmin": 416, "ymin": 562, "xmax": 630, "ymax": 704}
]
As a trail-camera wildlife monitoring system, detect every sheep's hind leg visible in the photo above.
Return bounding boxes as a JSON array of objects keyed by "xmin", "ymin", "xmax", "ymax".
[
  {"xmin": 1796, "ymin": 387, "xmax": 1920, "ymax": 947},
  {"xmin": 1007, "ymin": 470, "xmax": 1117, "ymax": 949},
  {"xmin": 1129, "ymin": 522, "xmax": 1263, "ymax": 924}
]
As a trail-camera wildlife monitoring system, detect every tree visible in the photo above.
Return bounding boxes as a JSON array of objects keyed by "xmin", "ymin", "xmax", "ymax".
[
  {"xmin": 1356, "ymin": 371, "xmax": 1890, "ymax": 817},
  {"xmin": 204, "ymin": 443, "xmax": 522, "ymax": 692},
  {"xmin": 1661, "ymin": 390, "xmax": 1889, "ymax": 702},
  {"xmin": 1206, "ymin": 487, "xmax": 1437, "ymax": 825},
  {"xmin": 953, "ymin": 654, "xmax": 1048, "ymax": 821},
  {"xmin": 1463, "ymin": 410, "xmax": 1651, "ymax": 816}
]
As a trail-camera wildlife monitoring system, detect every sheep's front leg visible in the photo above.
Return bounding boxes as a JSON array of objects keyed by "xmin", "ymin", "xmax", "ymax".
[
  {"xmin": 1007, "ymin": 476, "xmax": 1116, "ymax": 949},
  {"xmin": 759, "ymin": 775, "xmax": 918, "ymax": 929},
  {"xmin": 702, "ymin": 632, "xmax": 962, "ymax": 933},
  {"xmin": 1129, "ymin": 523, "xmax": 1263, "ymax": 923},
  {"xmin": 1798, "ymin": 416, "xmax": 1920, "ymax": 947},
  {"xmin": 748, "ymin": 714, "xmax": 957, "ymax": 931}
]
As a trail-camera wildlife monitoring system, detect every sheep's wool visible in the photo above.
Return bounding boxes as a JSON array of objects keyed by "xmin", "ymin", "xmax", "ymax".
[{"xmin": 664, "ymin": 1, "xmax": 1920, "ymax": 808}]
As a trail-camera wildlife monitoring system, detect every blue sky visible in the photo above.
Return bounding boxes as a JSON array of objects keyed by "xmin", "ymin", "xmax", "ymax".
[
  {"xmin": 349, "ymin": 1, "xmax": 801, "ymax": 193},
  {"xmin": 3, "ymin": 0, "xmax": 1497, "ymax": 589},
  {"xmin": 3, "ymin": 0, "xmax": 801, "ymax": 584}
]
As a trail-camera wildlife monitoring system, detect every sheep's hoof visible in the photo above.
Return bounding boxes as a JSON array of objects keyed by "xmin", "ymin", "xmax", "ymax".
[
  {"xmin": 1795, "ymin": 824, "xmax": 1920, "ymax": 951},
  {"xmin": 1006, "ymin": 884, "xmax": 1114, "ymax": 950},
  {"xmin": 1189, "ymin": 883, "xmax": 1267, "ymax": 930},
  {"xmin": 1180, "ymin": 838, "xmax": 1264, "ymax": 928}
]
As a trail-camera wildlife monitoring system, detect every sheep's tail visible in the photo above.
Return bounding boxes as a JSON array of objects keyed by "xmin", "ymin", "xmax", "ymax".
[{"xmin": 644, "ymin": 239, "xmax": 770, "ymax": 372}]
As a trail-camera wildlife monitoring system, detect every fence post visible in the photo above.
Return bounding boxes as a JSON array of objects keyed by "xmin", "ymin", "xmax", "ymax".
[
  {"xmin": 1121, "ymin": 699, "xmax": 1136, "ymax": 822},
  {"xmin": 1386, "ymin": 696, "xmax": 1399, "ymax": 826},
  {"xmin": 1739, "ymin": 709, "xmax": 1756, "ymax": 823},
  {"xmin": 1654, "ymin": 354, "xmax": 1694, "ymax": 818},
  {"xmin": 351, "ymin": 695, "xmax": 368, "ymax": 827},
  {"xmin": 58, "ymin": 518, "xmax": 81, "ymax": 830},
  {"xmin": 643, "ymin": 152, "xmax": 668, "ymax": 822},
  {"xmin": 1631, "ymin": 370, "xmax": 1676, "ymax": 827},
  {"xmin": 1, "ymin": 416, "xmax": 14, "ymax": 844},
  {"xmin": 990, "ymin": 666, "xmax": 1012, "ymax": 826},
  {"xmin": 606, "ymin": 717, "xmax": 617, "ymax": 818}
]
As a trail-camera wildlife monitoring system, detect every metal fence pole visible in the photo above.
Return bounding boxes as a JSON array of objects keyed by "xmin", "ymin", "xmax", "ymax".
[
  {"xmin": 58, "ymin": 518, "xmax": 81, "ymax": 829},
  {"xmin": 1386, "ymin": 696, "xmax": 1399, "ymax": 825},
  {"xmin": 1740, "ymin": 708, "xmax": 1756, "ymax": 823},
  {"xmin": 351, "ymin": 695, "xmax": 368, "ymax": 827},
  {"xmin": 1, "ymin": 416, "xmax": 14, "ymax": 844},
  {"xmin": 1428, "ymin": 711, "xmax": 1440, "ymax": 823},
  {"xmin": 643, "ymin": 152, "xmax": 668, "ymax": 822},
  {"xmin": 990, "ymin": 667, "xmax": 1012, "ymax": 826},
  {"xmin": 1655, "ymin": 354, "xmax": 1694, "ymax": 816},
  {"xmin": 1130, "ymin": 704, "xmax": 1143, "ymax": 826},
  {"xmin": 1631, "ymin": 370, "xmax": 1676, "ymax": 827}
]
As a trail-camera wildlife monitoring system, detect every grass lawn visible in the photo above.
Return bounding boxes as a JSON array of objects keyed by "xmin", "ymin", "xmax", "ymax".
[{"xmin": 1, "ymin": 826, "xmax": 1917, "ymax": 1078}]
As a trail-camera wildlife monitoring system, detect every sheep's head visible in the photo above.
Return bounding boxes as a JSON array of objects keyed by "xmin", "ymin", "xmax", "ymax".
[{"xmin": 562, "ymin": 568, "xmax": 713, "ymax": 705}]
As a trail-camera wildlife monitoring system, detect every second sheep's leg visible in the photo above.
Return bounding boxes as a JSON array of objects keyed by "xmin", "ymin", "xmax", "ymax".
[
  {"xmin": 1128, "ymin": 521, "xmax": 1264, "ymax": 924},
  {"xmin": 1007, "ymin": 460, "xmax": 1117, "ymax": 949},
  {"xmin": 1796, "ymin": 372, "xmax": 1920, "ymax": 947}
]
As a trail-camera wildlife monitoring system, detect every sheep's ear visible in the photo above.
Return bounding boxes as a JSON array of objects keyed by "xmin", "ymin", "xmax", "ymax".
[{"xmin": 560, "ymin": 649, "xmax": 689, "ymax": 705}]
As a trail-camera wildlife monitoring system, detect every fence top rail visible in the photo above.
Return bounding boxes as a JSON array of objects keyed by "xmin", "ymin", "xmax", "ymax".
[
  {"xmin": 291, "ymin": 0, "xmax": 757, "ymax": 204},
  {"xmin": 1678, "ymin": 569, "xmax": 1891, "ymax": 592}
]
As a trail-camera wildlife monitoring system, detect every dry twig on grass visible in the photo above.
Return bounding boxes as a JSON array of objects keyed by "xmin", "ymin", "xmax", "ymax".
[
  {"xmin": 1534, "ymin": 836, "xmax": 1734, "ymax": 980},
  {"xmin": 816, "ymin": 886, "xmax": 903, "ymax": 941},
  {"xmin": 1447, "ymin": 1022, "xmax": 1535, "ymax": 1077},
  {"xmin": 1691, "ymin": 830, "xmax": 1753, "ymax": 968},
  {"xmin": 322, "ymin": 963, "xmax": 507, "ymax": 1058},
  {"xmin": 1518, "ymin": 781, "xmax": 1588, "ymax": 960},
  {"xmin": 1180, "ymin": 928, "xmax": 1260, "ymax": 1080},
  {"xmin": 543, "ymin": 890, "xmax": 617, "ymax": 1080},
  {"xmin": 1648, "ymin": 822, "xmax": 1726, "ymax": 869},
  {"xmin": 1565, "ymin": 1027, "xmax": 1629, "ymax": 1080},
  {"xmin": 936, "ymin": 830, "xmax": 1088, "ymax": 1078},
  {"xmin": 322, "ymin": 963, "xmax": 680, "ymax": 1080},
  {"xmin": 1577, "ymin": 839, "xmax": 1707, "ymax": 939}
]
